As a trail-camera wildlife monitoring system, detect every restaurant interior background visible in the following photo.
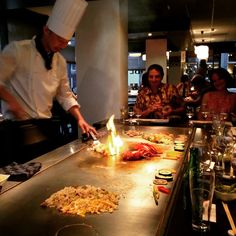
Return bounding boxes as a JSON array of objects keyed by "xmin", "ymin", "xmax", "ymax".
[{"xmin": 1, "ymin": 0, "xmax": 236, "ymax": 128}]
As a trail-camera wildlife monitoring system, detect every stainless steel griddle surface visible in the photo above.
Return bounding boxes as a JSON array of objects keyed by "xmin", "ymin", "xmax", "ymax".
[{"xmin": 0, "ymin": 126, "xmax": 191, "ymax": 236}]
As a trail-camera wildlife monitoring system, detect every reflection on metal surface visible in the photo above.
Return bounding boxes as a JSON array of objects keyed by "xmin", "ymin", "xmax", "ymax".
[
  {"xmin": 69, "ymin": 146, "xmax": 75, "ymax": 154},
  {"xmin": 55, "ymin": 223, "xmax": 99, "ymax": 236},
  {"xmin": 144, "ymin": 163, "xmax": 158, "ymax": 174}
]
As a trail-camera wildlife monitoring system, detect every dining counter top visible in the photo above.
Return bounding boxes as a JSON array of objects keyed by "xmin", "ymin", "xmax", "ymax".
[
  {"xmin": 0, "ymin": 125, "xmax": 192, "ymax": 236},
  {"xmin": 1, "ymin": 123, "xmax": 236, "ymax": 236}
]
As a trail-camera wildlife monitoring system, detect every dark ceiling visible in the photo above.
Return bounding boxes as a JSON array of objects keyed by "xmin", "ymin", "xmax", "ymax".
[
  {"xmin": 128, "ymin": 0, "xmax": 236, "ymax": 53},
  {"xmin": 2, "ymin": 0, "xmax": 236, "ymax": 53},
  {"xmin": 5, "ymin": 0, "xmax": 55, "ymax": 9},
  {"xmin": 128, "ymin": 0, "xmax": 191, "ymax": 52}
]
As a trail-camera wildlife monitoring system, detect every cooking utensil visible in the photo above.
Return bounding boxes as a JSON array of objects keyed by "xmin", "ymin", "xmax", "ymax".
[
  {"xmin": 222, "ymin": 202, "xmax": 236, "ymax": 236},
  {"xmin": 89, "ymin": 131, "xmax": 101, "ymax": 145}
]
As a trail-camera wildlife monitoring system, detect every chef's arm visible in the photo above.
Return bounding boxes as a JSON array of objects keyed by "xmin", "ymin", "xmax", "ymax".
[
  {"xmin": 68, "ymin": 105, "xmax": 97, "ymax": 135},
  {"xmin": 0, "ymin": 85, "xmax": 26, "ymax": 119}
]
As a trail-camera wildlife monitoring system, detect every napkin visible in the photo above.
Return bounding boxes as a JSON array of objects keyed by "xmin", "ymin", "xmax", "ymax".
[{"xmin": 0, "ymin": 162, "xmax": 41, "ymax": 181}]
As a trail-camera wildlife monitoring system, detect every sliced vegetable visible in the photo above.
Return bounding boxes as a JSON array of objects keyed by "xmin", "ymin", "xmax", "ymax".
[
  {"xmin": 153, "ymin": 185, "xmax": 160, "ymax": 205},
  {"xmin": 157, "ymin": 186, "xmax": 170, "ymax": 194}
]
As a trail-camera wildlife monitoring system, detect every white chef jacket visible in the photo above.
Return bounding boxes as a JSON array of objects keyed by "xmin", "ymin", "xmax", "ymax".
[{"xmin": 0, "ymin": 37, "xmax": 79, "ymax": 120}]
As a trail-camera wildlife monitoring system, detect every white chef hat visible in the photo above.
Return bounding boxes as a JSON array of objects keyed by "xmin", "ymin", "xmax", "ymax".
[{"xmin": 46, "ymin": 0, "xmax": 88, "ymax": 40}]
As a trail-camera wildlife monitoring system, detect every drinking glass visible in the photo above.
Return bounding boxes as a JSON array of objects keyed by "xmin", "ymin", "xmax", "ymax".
[
  {"xmin": 186, "ymin": 106, "xmax": 194, "ymax": 119},
  {"xmin": 220, "ymin": 112, "xmax": 228, "ymax": 121},
  {"xmin": 211, "ymin": 134, "xmax": 233, "ymax": 173},
  {"xmin": 135, "ymin": 113, "xmax": 141, "ymax": 126},
  {"xmin": 120, "ymin": 106, "xmax": 127, "ymax": 124},
  {"xmin": 192, "ymin": 141, "xmax": 212, "ymax": 170},
  {"xmin": 201, "ymin": 103, "xmax": 210, "ymax": 120},
  {"xmin": 231, "ymin": 152, "xmax": 236, "ymax": 178},
  {"xmin": 128, "ymin": 107, "xmax": 135, "ymax": 125},
  {"xmin": 189, "ymin": 168, "xmax": 215, "ymax": 232},
  {"xmin": 212, "ymin": 114, "xmax": 225, "ymax": 136},
  {"xmin": 210, "ymin": 135, "xmax": 224, "ymax": 171},
  {"xmin": 186, "ymin": 106, "xmax": 195, "ymax": 127},
  {"xmin": 222, "ymin": 135, "xmax": 234, "ymax": 176}
]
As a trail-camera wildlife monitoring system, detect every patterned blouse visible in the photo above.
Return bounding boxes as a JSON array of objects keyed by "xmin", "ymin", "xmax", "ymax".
[{"xmin": 135, "ymin": 83, "xmax": 182, "ymax": 118}]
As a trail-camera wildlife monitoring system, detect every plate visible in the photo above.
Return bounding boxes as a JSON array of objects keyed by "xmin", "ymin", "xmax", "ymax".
[
  {"xmin": 55, "ymin": 223, "xmax": 98, "ymax": 236},
  {"xmin": 191, "ymin": 120, "xmax": 232, "ymax": 127},
  {"xmin": 215, "ymin": 186, "xmax": 236, "ymax": 202}
]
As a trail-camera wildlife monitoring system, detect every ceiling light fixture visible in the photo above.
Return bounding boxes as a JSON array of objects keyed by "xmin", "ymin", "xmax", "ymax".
[
  {"xmin": 194, "ymin": 45, "xmax": 209, "ymax": 60},
  {"xmin": 148, "ymin": 33, "xmax": 152, "ymax": 37},
  {"xmin": 142, "ymin": 54, "xmax": 146, "ymax": 61},
  {"xmin": 129, "ymin": 52, "xmax": 142, "ymax": 57}
]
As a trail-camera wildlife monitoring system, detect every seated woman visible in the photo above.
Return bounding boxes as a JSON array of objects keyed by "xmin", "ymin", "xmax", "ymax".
[
  {"xmin": 198, "ymin": 67, "xmax": 236, "ymax": 121},
  {"xmin": 133, "ymin": 64, "xmax": 185, "ymax": 119}
]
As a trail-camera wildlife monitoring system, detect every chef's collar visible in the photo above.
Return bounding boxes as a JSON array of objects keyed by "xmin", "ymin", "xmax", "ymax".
[{"xmin": 35, "ymin": 35, "xmax": 54, "ymax": 70}]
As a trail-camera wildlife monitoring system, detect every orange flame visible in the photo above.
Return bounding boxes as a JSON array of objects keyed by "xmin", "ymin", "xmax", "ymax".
[{"xmin": 106, "ymin": 115, "xmax": 123, "ymax": 156}]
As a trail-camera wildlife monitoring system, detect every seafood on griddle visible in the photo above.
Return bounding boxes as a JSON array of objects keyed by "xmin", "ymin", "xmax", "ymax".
[
  {"xmin": 89, "ymin": 142, "xmax": 109, "ymax": 157},
  {"xmin": 122, "ymin": 142, "xmax": 163, "ymax": 161}
]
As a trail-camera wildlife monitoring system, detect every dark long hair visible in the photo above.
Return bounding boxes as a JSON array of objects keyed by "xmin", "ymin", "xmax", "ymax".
[
  {"xmin": 210, "ymin": 67, "xmax": 235, "ymax": 88},
  {"xmin": 142, "ymin": 64, "xmax": 164, "ymax": 88}
]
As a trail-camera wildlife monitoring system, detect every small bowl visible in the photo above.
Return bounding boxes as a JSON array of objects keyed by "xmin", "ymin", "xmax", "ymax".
[
  {"xmin": 215, "ymin": 186, "xmax": 236, "ymax": 202},
  {"xmin": 0, "ymin": 174, "xmax": 10, "ymax": 191}
]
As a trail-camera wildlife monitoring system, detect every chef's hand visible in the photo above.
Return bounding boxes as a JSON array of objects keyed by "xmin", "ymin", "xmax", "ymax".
[
  {"xmin": 78, "ymin": 118, "xmax": 97, "ymax": 136},
  {"xmin": 68, "ymin": 105, "xmax": 97, "ymax": 136}
]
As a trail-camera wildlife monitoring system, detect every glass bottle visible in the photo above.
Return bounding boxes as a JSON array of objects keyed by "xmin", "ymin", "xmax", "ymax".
[{"xmin": 183, "ymin": 147, "xmax": 200, "ymax": 211}]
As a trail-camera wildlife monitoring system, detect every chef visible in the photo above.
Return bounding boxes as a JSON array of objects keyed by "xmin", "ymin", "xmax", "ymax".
[{"xmin": 0, "ymin": 0, "xmax": 96, "ymax": 166}]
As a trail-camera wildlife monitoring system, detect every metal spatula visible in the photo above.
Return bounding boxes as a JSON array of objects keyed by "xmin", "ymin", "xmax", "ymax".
[{"xmin": 89, "ymin": 131, "xmax": 101, "ymax": 145}]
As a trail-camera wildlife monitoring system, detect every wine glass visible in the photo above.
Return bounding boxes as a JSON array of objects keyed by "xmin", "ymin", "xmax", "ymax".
[
  {"xmin": 211, "ymin": 134, "xmax": 232, "ymax": 172},
  {"xmin": 186, "ymin": 106, "xmax": 194, "ymax": 127},
  {"xmin": 201, "ymin": 103, "xmax": 210, "ymax": 120},
  {"xmin": 212, "ymin": 113, "xmax": 225, "ymax": 136},
  {"xmin": 230, "ymin": 143, "xmax": 236, "ymax": 177},
  {"xmin": 186, "ymin": 106, "xmax": 194, "ymax": 119},
  {"xmin": 219, "ymin": 112, "xmax": 228, "ymax": 121},
  {"xmin": 120, "ymin": 106, "xmax": 127, "ymax": 124},
  {"xmin": 135, "ymin": 113, "xmax": 141, "ymax": 126},
  {"xmin": 128, "ymin": 107, "xmax": 135, "ymax": 125}
]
